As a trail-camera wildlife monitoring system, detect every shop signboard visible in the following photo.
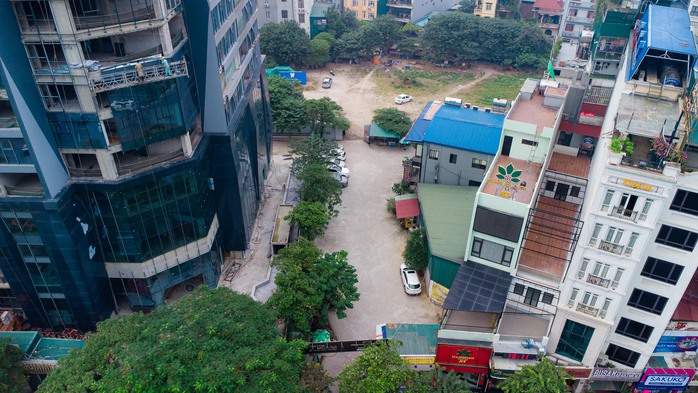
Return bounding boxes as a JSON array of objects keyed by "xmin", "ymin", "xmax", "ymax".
[
  {"xmin": 655, "ymin": 335, "xmax": 698, "ymax": 352},
  {"xmin": 278, "ymin": 71, "xmax": 307, "ymax": 85},
  {"xmin": 436, "ymin": 344, "xmax": 492, "ymax": 374},
  {"xmin": 565, "ymin": 367, "xmax": 593, "ymax": 380},
  {"xmin": 590, "ymin": 368, "xmax": 643, "ymax": 382},
  {"xmin": 636, "ymin": 368, "xmax": 696, "ymax": 391}
]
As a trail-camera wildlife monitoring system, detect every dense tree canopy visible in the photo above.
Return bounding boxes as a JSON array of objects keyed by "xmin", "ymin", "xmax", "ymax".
[
  {"xmin": 403, "ymin": 227, "xmax": 429, "ymax": 271},
  {"xmin": 420, "ymin": 12, "xmax": 551, "ymax": 68},
  {"xmin": 305, "ymin": 97, "xmax": 348, "ymax": 137},
  {"xmin": 289, "ymin": 135, "xmax": 340, "ymax": 175},
  {"xmin": 499, "ymin": 358, "xmax": 571, "ymax": 393},
  {"xmin": 308, "ymin": 38, "xmax": 331, "ymax": 67},
  {"xmin": 0, "ymin": 339, "xmax": 27, "ymax": 393},
  {"xmin": 268, "ymin": 76, "xmax": 308, "ymax": 133},
  {"xmin": 373, "ymin": 108, "xmax": 413, "ymax": 137},
  {"xmin": 260, "ymin": 20, "xmax": 310, "ymax": 66},
  {"xmin": 285, "ymin": 201, "xmax": 331, "ymax": 241},
  {"xmin": 335, "ymin": 29, "xmax": 365, "ymax": 60},
  {"xmin": 38, "ymin": 287, "xmax": 307, "ymax": 393},
  {"xmin": 270, "ymin": 238, "xmax": 359, "ymax": 336},
  {"xmin": 337, "ymin": 340, "xmax": 417, "ymax": 393},
  {"xmin": 325, "ymin": 6, "xmax": 358, "ymax": 39}
]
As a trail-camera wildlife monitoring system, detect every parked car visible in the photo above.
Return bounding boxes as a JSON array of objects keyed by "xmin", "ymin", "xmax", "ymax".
[
  {"xmin": 322, "ymin": 77, "xmax": 332, "ymax": 88},
  {"xmin": 327, "ymin": 158, "xmax": 346, "ymax": 168},
  {"xmin": 333, "ymin": 172, "xmax": 348, "ymax": 188},
  {"xmin": 327, "ymin": 164, "xmax": 350, "ymax": 177},
  {"xmin": 331, "ymin": 149, "xmax": 346, "ymax": 160},
  {"xmin": 394, "ymin": 94, "xmax": 413, "ymax": 104},
  {"xmin": 400, "ymin": 264, "xmax": 421, "ymax": 295}
]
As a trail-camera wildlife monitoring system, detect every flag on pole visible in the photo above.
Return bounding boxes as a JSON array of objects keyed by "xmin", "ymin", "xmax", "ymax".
[{"xmin": 547, "ymin": 59, "xmax": 556, "ymax": 81}]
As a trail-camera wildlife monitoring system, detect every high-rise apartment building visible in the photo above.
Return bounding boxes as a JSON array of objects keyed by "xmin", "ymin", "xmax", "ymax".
[{"xmin": 0, "ymin": 0, "xmax": 272, "ymax": 331}]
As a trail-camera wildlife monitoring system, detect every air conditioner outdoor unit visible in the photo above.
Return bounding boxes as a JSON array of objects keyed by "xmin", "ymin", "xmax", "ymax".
[
  {"xmin": 684, "ymin": 351, "xmax": 697, "ymax": 360},
  {"xmin": 597, "ymin": 355, "xmax": 609, "ymax": 366}
]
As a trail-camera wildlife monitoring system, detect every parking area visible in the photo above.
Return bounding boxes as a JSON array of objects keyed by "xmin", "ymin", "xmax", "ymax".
[{"xmin": 313, "ymin": 140, "xmax": 441, "ymax": 376}]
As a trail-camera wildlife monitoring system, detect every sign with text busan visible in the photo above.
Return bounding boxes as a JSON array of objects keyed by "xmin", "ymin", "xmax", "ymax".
[
  {"xmin": 590, "ymin": 368, "xmax": 643, "ymax": 381},
  {"xmin": 636, "ymin": 368, "xmax": 696, "ymax": 390}
]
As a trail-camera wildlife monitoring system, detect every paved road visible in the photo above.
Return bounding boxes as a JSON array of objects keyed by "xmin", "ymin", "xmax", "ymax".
[{"xmin": 314, "ymin": 140, "xmax": 441, "ymax": 377}]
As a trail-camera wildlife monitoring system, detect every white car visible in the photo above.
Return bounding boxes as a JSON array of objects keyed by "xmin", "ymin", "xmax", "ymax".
[
  {"xmin": 332, "ymin": 172, "xmax": 348, "ymax": 188},
  {"xmin": 400, "ymin": 264, "xmax": 421, "ymax": 295},
  {"xmin": 328, "ymin": 164, "xmax": 350, "ymax": 178},
  {"xmin": 327, "ymin": 158, "xmax": 346, "ymax": 168},
  {"xmin": 395, "ymin": 94, "xmax": 413, "ymax": 105},
  {"xmin": 331, "ymin": 149, "xmax": 346, "ymax": 161}
]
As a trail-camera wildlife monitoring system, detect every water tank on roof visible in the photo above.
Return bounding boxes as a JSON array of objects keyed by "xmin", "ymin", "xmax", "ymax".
[
  {"xmin": 492, "ymin": 98, "xmax": 508, "ymax": 108},
  {"xmin": 444, "ymin": 97, "xmax": 462, "ymax": 106},
  {"xmin": 660, "ymin": 63, "xmax": 682, "ymax": 87}
]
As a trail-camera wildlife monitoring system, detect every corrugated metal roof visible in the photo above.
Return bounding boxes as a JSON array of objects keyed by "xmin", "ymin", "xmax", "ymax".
[
  {"xmin": 369, "ymin": 123, "xmax": 401, "ymax": 139},
  {"xmin": 404, "ymin": 101, "xmax": 436, "ymax": 143},
  {"xmin": 310, "ymin": 2, "xmax": 331, "ymax": 18},
  {"xmin": 418, "ymin": 184, "xmax": 477, "ymax": 261},
  {"xmin": 422, "ymin": 105, "xmax": 504, "ymax": 155},
  {"xmin": 646, "ymin": 5, "xmax": 696, "ymax": 56},
  {"xmin": 395, "ymin": 194, "xmax": 419, "ymax": 219}
]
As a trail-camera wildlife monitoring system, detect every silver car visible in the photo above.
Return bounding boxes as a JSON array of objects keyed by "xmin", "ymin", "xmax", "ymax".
[{"xmin": 400, "ymin": 264, "xmax": 421, "ymax": 295}]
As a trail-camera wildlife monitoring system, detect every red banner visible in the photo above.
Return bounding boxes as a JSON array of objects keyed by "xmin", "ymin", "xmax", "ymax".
[{"xmin": 436, "ymin": 344, "xmax": 492, "ymax": 374}]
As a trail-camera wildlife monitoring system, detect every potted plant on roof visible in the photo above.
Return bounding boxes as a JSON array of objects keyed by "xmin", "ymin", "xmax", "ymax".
[
  {"xmin": 608, "ymin": 132, "xmax": 634, "ymax": 164},
  {"xmin": 651, "ymin": 134, "xmax": 687, "ymax": 176}
]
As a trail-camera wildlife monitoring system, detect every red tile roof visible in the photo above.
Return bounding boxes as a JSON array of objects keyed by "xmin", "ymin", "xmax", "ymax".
[
  {"xmin": 532, "ymin": 0, "xmax": 564, "ymax": 11},
  {"xmin": 395, "ymin": 195, "xmax": 420, "ymax": 219}
]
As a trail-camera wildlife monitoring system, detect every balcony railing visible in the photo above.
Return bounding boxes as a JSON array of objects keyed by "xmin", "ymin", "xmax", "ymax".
[
  {"xmin": 576, "ymin": 303, "xmax": 599, "ymax": 317},
  {"xmin": 620, "ymin": 155, "xmax": 664, "ymax": 173},
  {"xmin": 387, "ymin": 0, "xmax": 413, "ymax": 6},
  {"xmin": 586, "ymin": 274, "xmax": 610, "ymax": 288},
  {"xmin": 594, "ymin": 50, "xmax": 624, "ymax": 60},
  {"xmin": 73, "ymin": 5, "xmax": 156, "ymax": 31},
  {"xmin": 599, "ymin": 240, "xmax": 624, "ymax": 255},
  {"xmin": 568, "ymin": 16, "xmax": 593, "ymax": 24},
  {"xmin": 440, "ymin": 323, "xmax": 497, "ymax": 333},
  {"xmin": 0, "ymin": 118, "xmax": 18, "ymax": 128},
  {"xmin": 609, "ymin": 206, "xmax": 638, "ymax": 222},
  {"xmin": 89, "ymin": 60, "xmax": 188, "ymax": 92},
  {"xmin": 3, "ymin": 185, "xmax": 44, "ymax": 197},
  {"xmin": 561, "ymin": 31, "xmax": 581, "ymax": 38}
]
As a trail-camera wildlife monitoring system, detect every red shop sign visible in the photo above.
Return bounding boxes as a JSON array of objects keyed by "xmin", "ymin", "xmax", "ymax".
[{"xmin": 436, "ymin": 344, "xmax": 492, "ymax": 374}]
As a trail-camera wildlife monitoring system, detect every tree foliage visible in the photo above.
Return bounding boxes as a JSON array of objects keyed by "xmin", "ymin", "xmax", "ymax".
[
  {"xmin": 410, "ymin": 365, "xmax": 473, "ymax": 393},
  {"xmin": 337, "ymin": 340, "xmax": 417, "ymax": 393},
  {"xmin": 300, "ymin": 361, "xmax": 334, "ymax": 392},
  {"xmin": 458, "ymin": 0, "xmax": 476, "ymax": 13},
  {"xmin": 401, "ymin": 22, "xmax": 422, "ymax": 37},
  {"xmin": 289, "ymin": 134, "xmax": 340, "ymax": 175},
  {"xmin": 403, "ymin": 228, "xmax": 428, "ymax": 271},
  {"xmin": 0, "ymin": 339, "xmax": 27, "ymax": 393},
  {"xmin": 325, "ymin": 6, "xmax": 358, "ymax": 39},
  {"xmin": 335, "ymin": 30, "xmax": 365, "ymax": 60},
  {"xmin": 260, "ymin": 20, "xmax": 310, "ymax": 66},
  {"xmin": 286, "ymin": 201, "xmax": 331, "ymax": 241},
  {"xmin": 392, "ymin": 180, "xmax": 412, "ymax": 196},
  {"xmin": 498, "ymin": 358, "xmax": 572, "ymax": 393},
  {"xmin": 297, "ymin": 163, "xmax": 343, "ymax": 216},
  {"xmin": 314, "ymin": 32, "xmax": 338, "ymax": 59},
  {"xmin": 371, "ymin": 16, "xmax": 403, "ymax": 53},
  {"xmin": 308, "ymin": 38, "xmax": 331, "ymax": 67},
  {"xmin": 38, "ymin": 287, "xmax": 307, "ymax": 393},
  {"xmin": 420, "ymin": 12, "xmax": 551, "ymax": 68},
  {"xmin": 373, "ymin": 108, "xmax": 412, "ymax": 137},
  {"xmin": 268, "ymin": 76, "xmax": 308, "ymax": 133},
  {"xmin": 270, "ymin": 239, "xmax": 359, "ymax": 336},
  {"xmin": 306, "ymin": 97, "xmax": 345, "ymax": 137}
]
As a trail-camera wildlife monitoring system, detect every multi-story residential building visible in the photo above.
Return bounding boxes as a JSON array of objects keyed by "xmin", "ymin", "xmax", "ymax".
[
  {"xmin": 259, "ymin": 0, "xmax": 333, "ymax": 34},
  {"xmin": 548, "ymin": 6, "xmax": 698, "ymax": 392},
  {"xmin": 532, "ymin": 0, "xmax": 564, "ymax": 36},
  {"xmin": 384, "ymin": 0, "xmax": 459, "ymax": 23},
  {"xmin": 0, "ymin": 0, "xmax": 272, "ymax": 331},
  {"xmin": 345, "ymin": 0, "xmax": 385, "ymax": 21},
  {"xmin": 560, "ymin": 0, "xmax": 596, "ymax": 40},
  {"xmin": 473, "ymin": 0, "xmax": 497, "ymax": 18}
]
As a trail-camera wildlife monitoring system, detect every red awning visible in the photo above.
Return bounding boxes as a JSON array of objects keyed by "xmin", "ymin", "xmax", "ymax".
[
  {"xmin": 559, "ymin": 120, "xmax": 602, "ymax": 138},
  {"xmin": 395, "ymin": 195, "xmax": 420, "ymax": 219}
]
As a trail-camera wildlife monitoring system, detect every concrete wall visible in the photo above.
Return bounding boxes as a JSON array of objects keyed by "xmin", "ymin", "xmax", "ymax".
[{"xmin": 420, "ymin": 143, "xmax": 494, "ymax": 186}]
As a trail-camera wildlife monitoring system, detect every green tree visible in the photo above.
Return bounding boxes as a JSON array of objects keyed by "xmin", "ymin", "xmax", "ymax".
[
  {"xmin": 300, "ymin": 361, "xmax": 334, "ymax": 393},
  {"xmin": 401, "ymin": 22, "xmax": 422, "ymax": 37},
  {"xmin": 392, "ymin": 180, "xmax": 411, "ymax": 195},
  {"xmin": 409, "ymin": 365, "xmax": 473, "ymax": 393},
  {"xmin": 420, "ymin": 13, "xmax": 482, "ymax": 63},
  {"xmin": 458, "ymin": 0, "xmax": 476, "ymax": 13},
  {"xmin": 297, "ymin": 163, "xmax": 343, "ymax": 216},
  {"xmin": 261, "ymin": 20, "xmax": 311, "ymax": 66},
  {"xmin": 289, "ymin": 135, "xmax": 339, "ymax": 175},
  {"xmin": 270, "ymin": 239, "xmax": 359, "ymax": 335},
  {"xmin": 498, "ymin": 358, "xmax": 572, "ymax": 393},
  {"xmin": 335, "ymin": 30, "xmax": 365, "ymax": 60},
  {"xmin": 38, "ymin": 287, "xmax": 307, "ymax": 393},
  {"xmin": 268, "ymin": 75, "xmax": 308, "ymax": 133},
  {"xmin": 373, "ymin": 15, "xmax": 403, "ymax": 53},
  {"xmin": 373, "ymin": 108, "xmax": 412, "ymax": 137},
  {"xmin": 397, "ymin": 38, "xmax": 420, "ymax": 58},
  {"xmin": 286, "ymin": 201, "xmax": 331, "ymax": 241},
  {"xmin": 403, "ymin": 228, "xmax": 428, "ymax": 271},
  {"xmin": 306, "ymin": 97, "xmax": 345, "ymax": 137},
  {"xmin": 337, "ymin": 340, "xmax": 417, "ymax": 393},
  {"xmin": 0, "ymin": 339, "xmax": 27, "ymax": 393},
  {"xmin": 325, "ymin": 6, "xmax": 358, "ymax": 39},
  {"xmin": 308, "ymin": 38, "xmax": 331, "ymax": 67},
  {"xmin": 314, "ymin": 32, "xmax": 338, "ymax": 59}
]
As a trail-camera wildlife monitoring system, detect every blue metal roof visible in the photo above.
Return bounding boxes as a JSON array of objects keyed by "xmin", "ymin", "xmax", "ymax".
[
  {"xmin": 646, "ymin": 5, "xmax": 696, "ymax": 56},
  {"xmin": 404, "ymin": 101, "xmax": 434, "ymax": 143},
  {"xmin": 422, "ymin": 105, "xmax": 504, "ymax": 155}
]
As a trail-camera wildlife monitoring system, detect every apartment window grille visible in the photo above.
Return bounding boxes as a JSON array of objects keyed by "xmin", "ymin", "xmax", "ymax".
[
  {"xmin": 624, "ymin": 232, "xmax": 639, "ymax": 256},
  {"xmin": 524, "ymin": 288, "xmax": 541, "ymax": 307},
  {"xmin": 577, "ymin": 258, "xmax": 590, "ymax": 279},
  {"xmin": 472, "ymin": 158, "xmax": 487, "ymax": 169},
  {"xmin": 428, "ymin": 149, "xmax": 439, "ymax": 160},
  {"xmin": 671, "ymin": 189, "xmax": 698, "ymax": 216},
  {"xmin": 616, "ymin": 317, "xmax": 653, "ymax": 342},
  {"xmin": 449, "ymin": 154, "xmax": 457, "ymax": 164},
  {"xmin": 589, "ymin": 223, "xmax": 602, "ymax": 245},
  {"xmin": 638, "ymin": 199, "xmax": 653, "ymax": 221},
  {"xmin": 611, "ymin": 268, "xmax": 623, "ymax": 290},
  {"xmin": 606, "ymin": 344, "xmax": 640, "ymax": 367},
  {"xmin": 628, "ymin": 289, "xmax": 668, "ymax": 315},
  {"xmin": 655, "ymin": 225, "xmax": 698, "ymax": 251},
  {"xmin": 601, "ymin": 190, "xmax": 614, "ymax": 212},
  {"xmin": 641, "ymin": 257, "xmax": 683, "ymax": 285}
]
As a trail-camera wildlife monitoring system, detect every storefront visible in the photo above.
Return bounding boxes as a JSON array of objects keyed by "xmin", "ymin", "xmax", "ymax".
[
  {"xmin": 436, "ymin": 344, "xmax": 492, "ymax": 388},
  {"xmin": 588, "ymin": 368, "xmax": 643, "ymax": 392},
  {"xmin": 634, "ymin": 368, "xmax": 696, "ymax": 392}
]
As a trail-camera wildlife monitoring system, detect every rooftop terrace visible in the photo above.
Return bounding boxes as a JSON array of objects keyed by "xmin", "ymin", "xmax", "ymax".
[
  {"xmin": 508, "ymin": 93, "xmax": 559, "ymax": 131},
  {"xmin": 482, "ymin": 156, "xmax": 542, "ymax": 205},
  {"xmin": 547, "ymin": 152, "xmax": 591, "ymax": 178},
  {"xmin": 616, "ymin": 92, "xmax": 681, "ymax": 138}
]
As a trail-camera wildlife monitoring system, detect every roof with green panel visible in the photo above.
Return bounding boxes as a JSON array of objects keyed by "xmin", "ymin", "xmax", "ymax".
[{"xmin": 418, "ymin": 184, "xmax": 478, "ymax": 262}]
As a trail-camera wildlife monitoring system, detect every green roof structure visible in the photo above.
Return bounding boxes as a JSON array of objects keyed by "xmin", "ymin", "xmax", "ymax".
[
  {"xmin": 418, "ymin": 184, "xmax": 478, "ymax": 262},
  {"xmin": 265, "ymin": 66, "xmax": 296, "ymax": 77},
  {"xmin": 369, "ymin": 123, "xmax": 401, "ymax": 139},
  {"xmin": 379, "ymin": 323, "xmax": 439, "ymax": 356}
]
